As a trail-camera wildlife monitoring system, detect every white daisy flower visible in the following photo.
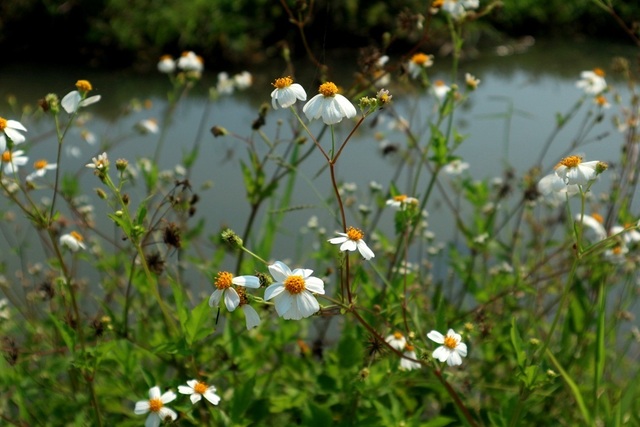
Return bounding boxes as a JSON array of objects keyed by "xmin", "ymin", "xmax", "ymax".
[
  {"xmin": 59, "ymin": 231, "xmax": 86, "ymax": 252},
  {"xmin": 208, "ymin": 271, "xmax": 260, "ymax": 312},
  {"xmin": 177, "ymin": 51, "xmax": 204, "ymax": 72},
  {"xmin": 86, "ymin": 152, "xmax": 109, "ymax": 170},
  {"xmin": 234, "ymin": 71, "xmax": 253, "ymax": 89},
  {"xmin": 1, "ymin": 149, "xmax": 28, "ymax": 174},
  {"xmin": 134, "ymin": 386, "xmax": 178, "ymax": 427},
  {"xmin": 554, "ymin": 155, "xmax": 604, "ymax": 185},
  {"xmin": 178, "ymin": 380, "xmax": 221, "ymax": 406},
  {"xmin": 465, "ymin": 73, "xmax": 480, "ymax": 90},
  {"xmin": 327, "ymin": 226, "xmax": 375, "ymax": 260},
  {"xmin": 433, "ymin": 80, "xmax": 451, "ymax": 101},
  {"xmin": 0, "ymin": 116, "xmax": 27, "ymax": 145},
  {"xmin": 385, "ymin": 331, "xmax": 407, "ymax": 351},
  {"xmin": 26, "ymin": 159, "xmax": 57, "ymax": 182},
  {"xmin": 136, "ymin": 118, "xmax": 159, "ymax": 134},
  {"xmin": 576, "ymin": 213, "xmax": 607, "ymax": 242},
  {"xmin": 270, "ymin": 76, "xmax": 307, "ymax": 109},
  {"xmin": 407, "ymin": 52, "xmax": 434, "ymax": 79},
  {"xmin": 443, "ymin": 159, "xmax": 469, "ymax": 175},
  {"xmin": 576, "ymin": 68, "xmax": 607, "ymax": 95},
  {"xmin": 400, "ymin": 345, "xmax": 422, "ymax": 371},
  {"xmin": 427, "ymin": 329, "xmax": 468, "ymax": 366},
  {"xmin": 216, "ymin": 72, "xmax": 235, "ymax": 95},
  {"xmin": 537, "ymin": 173, "xmax": 580, "ymax": 204},
  {"xmin": 303, "ymin": 82, "xmax": 356, "ymax": 125},
  {"xmin": 61, "ymin": 80, "xmax": 101, "ymax": 114},
  {"xmin": 442, "ymin": 0, "xmax": 478, "ymax": 19},
  {"xmin": 157, "ymin": 55, "xmax": 176, "ymax": 74},
  {"xmin": 386, "ymin": 194, "xmax": 419, "ymax": 210},
  {"xmin": 264, "ymin": 261, "xmax": 325, "ymax": 320}
]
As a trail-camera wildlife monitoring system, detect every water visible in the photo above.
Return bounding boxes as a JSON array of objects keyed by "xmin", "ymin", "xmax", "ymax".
[{"xmin": 0, "ymin": 37, "xmax": 638, "ymax": 300}]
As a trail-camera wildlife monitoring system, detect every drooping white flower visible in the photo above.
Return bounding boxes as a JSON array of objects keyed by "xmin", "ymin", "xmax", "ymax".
[
  {"xmin": 270, "ymin": 76, "xmax": 307, "ymax": 109},
  {"xmin": 303, "ymin": 82, "xmax": 356, "ymax": 125},
  {"xmin": 61, "ymin": 80, "xmax": 101, "ymax": 114},
  {"xmin": 386, "ymin": 194, "xmax": 419, "ymax": 210},
  {"xmin": 178, "ymin": 380, "xmax": 221, "ymax": 406},
  {"xmin": 136, "ymin": 118, "xmax": 159, "ymax": 134},
  {"xmin": 400, "ymin": 345, "xmax": 422, "ymax": 371},
  {"xmin": 264, "ymin": 261, "xmax": 325, "ymax": 320},
  {"xmin": 0, "ymin": 149, "xmax": 28, "ymax": 174},
  {"xmin": 576, "ymin": 68, "xmax": 607, "ymax": 95},
  {"xmin": 26, "ymin": 159, "xmax": 57, "ymax": 182},
  {"xmin": 576, "ymin": 213, "xmax": 607, "ymax": 242},
  {"xmin": 134, "ymin": 386, "xmax": 178, "ymax": 427},
  {"xmin": 554, "ymin": 155, "xmax": 604, "ymax": 185},
  {"xmin": 177, "ymin": 51, "xmax": 204, "ymax": 72},
  {"xmin": 407, "ymin": 53, "xmax": 434, "ymax": 79},
  {"xmin": 427, "ymin": 329, "xmax": 468, "ymax": 366},
  {"xmin": 208, "ymin": 271, "xmax": 260, "ymax": 312},
  {"xmin": 0, "ymin": 116, "xmax": 27, "ymax": 145},
  {"xmin": 60, "ymin": 231, "xmax": 87, "ymax": 252},
  {"xmin": 327, "ymin": 226, "xmax": 375, "ymax": 260},
  {"xmin": 233, "ymin": 71, "xmax": 253, "ymax": 90},
  {"xmin": 441, "ymin": 0, "xmax": 479, "ymax": 19},
  {"xmin": 385, "ymin": 332, "xmax": 407, "ymax": 351},
  {"xmin": 157, "ymin": 55, "xmax": 176, "ymax": 74},
  {"xmin": 433, "ymin": 80, "xmax": 451, "ymax": 101},
  {"xmin": 537, "ymin": 173, "xmax": 580, "ymax": 204}
]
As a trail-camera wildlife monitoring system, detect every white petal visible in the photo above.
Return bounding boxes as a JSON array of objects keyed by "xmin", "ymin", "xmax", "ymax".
[
  {"xmin": 145, "ymin": 413, "xmax": 160, "ymax": 427},
  {"xmin": 432, "ymin": 346, "xmax": 450, "ymax": 362},
  {"xmin": 334, "ymin": 94, "xmax": 356, "ymax": 118},
  {"xmin": 190, "ymin": 393, "xmax": 203, "ymax": 404},
  {"xmin": 268, "ymin": 261, "xmax": 292, "ymax": 282},
  {"xmin": 80, "ymin": 95, "xmax": 101, "ymax": 108},
  {"xmin": 208, "ymin": 289, "xmax": 223, "ymax": 307},
  {"xmin": 304, "ymin": 276, "xmax": 325, "ymax": 294},
  {"xmin": 274, "ymin": 292, "xmax": 293, "ymax": 316},
  {"xmin": 186, "ymin": 379, "xmax": 198, "ymax": 389},
  {"xmin": 61, "ymin": 91, "xmax": 81, "ymax": 114},
  {"xmin": 296, "ymin": 291, "xmax": 320, "ymax": 317},
  {"xmin": 157, "ymin": 406, "xmax": 177, "ymax": 421},
  {"xmin": 356, "ymin": 240, "xmax": 375, "ymax": 260},
  {"xmin": 203, "ymin": 390, "xmax": 222, "ymax": 405},
  {"xmin": 447, "ymin": 351, "xmax": 462, "ymax": 366},
  {"xmin": 302, "ymin": 95, "xmax": 323, "ymax": 120},
  {"xmin": 4, "ymin": 127, "xmax": 25, "ymax": 144},
  {"xmin": 224, "ymin": 288, "xmax": 240, "ymax": 312},
  {"xmin": 427, "ymin": 330, "xmax": 444, "ymax": 344},
  {"xmin": 149, "ymin": 386, "xmax": 161, "ymax": 399},
  {"xmin": 232, "ymin": 275, "xmax": 260, "ymax": 288},
  {"xmin": 177, "ymin": 385, "xmax": 194, "ymax": 395},
  {"xmin": 242, "ymin": 305, "xmax": 261, "ymax": 329},
  {"xmin": 327, "ymin": 236, "xmax": 348, "ymax": 245},
  {"xmin": 134, "ymin": 401, "xmax": 150, "ymax": 414},
  {"xmin": 6, "ymin": 120, "xmax": 26, "ymax": 132},
  {"xmin": 160, "ymin": 390, "xmax": 176, "ymax": 404},
  {"xmin": 339, "ymin": 240, "xmax": 358, "ymax": 252},
  {"xmin": 264, "ymin": 283, "xmax": 285, "ymax": 301},
  {"xmin": 456, "ymin": 342, "xmax": 468, "ymax": 357}
]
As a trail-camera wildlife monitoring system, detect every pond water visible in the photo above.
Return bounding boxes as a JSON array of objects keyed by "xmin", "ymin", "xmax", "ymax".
[{"xmin": 0, "ymin": 37, "xmax": 638, "ymax": 300}]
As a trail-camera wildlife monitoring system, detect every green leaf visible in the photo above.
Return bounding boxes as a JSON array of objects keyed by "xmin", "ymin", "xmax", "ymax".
[
  {"xmin": 510, "ymin": 317, "xmax": 526, "ymax": 368},
  {"xmin": 48, "ymin": 314, "xmax": 76, "ymax": 354},
  {"xmin": 230, "ymin": 376, "xmax": 255, "ymax": 420},
  {"xmin": 184, "ymin": 297, "xmax": 212, "ymax": 346}
]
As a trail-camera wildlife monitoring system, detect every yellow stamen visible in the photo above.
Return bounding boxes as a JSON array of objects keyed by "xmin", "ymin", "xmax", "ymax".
[
  {"xmin": 595, "ymin": 95, "xmax": 607, "ymax": 106},
  {"xmin": 75, "ymin": 80, "xmax": 92, "ymax": 92},
  {"xmin": 70, "ymin": 231, "xmax": 84, "ymax": 242},
  {"xmin": 434, "ymin": 80, "xmax": 445, "ymax": 87},
  {"xmin": 593, "ymin": 68, "xmax": 605, "ymax": 77},
  {"xmin": 34, "ymin": 159, "xmax": 48, "ymax": 170},
  {"xmin": 2, "ymin": 151, "xmax": 12, "ymax": 162},
  {"xmin": 591, "ymin": 213, "xmax": 604, "ymax": 224},
  {"xmin": 148, "ymin": 397, "xmax": 163, "ymax": 413},
  {"xmin": 557, "ymin": 155, "xmax": 582, "ymax": 168},
  {"xmin": 411, "ymin": 53, "xmax": 430, "ymax": 65},
  {"xmin": 0, "ymin": 117, "xmax": 6, "ymax": 131},
  {"xmin": 159, "ymin": 54, "xmax": 172, "ymax": 61},
  {"xmin": 432, "ymin": 0, "xmax": 444, "ymax": 8},
  {"xmin": 193, "ymin": 381, "xmax": 208, "ymax": 394},
  {"xmin": 612, "ymin": 246, "xmax": 622, "ymax": 255},
  {"xmin": 215, "ymin": 271, "xmax": 233, "ymax": 290},
  {"xmin": 394, "ymin": 195, "xmax": 407, "ymax": 202},
  {"xmin": 393, "ymin": 331, "xmax": 404, "ymax": 340},
  {"xmin": 443, "ymin": 335, "xmax": 458, "ymax": 349},
  {"xmin": 284, "ymin": 275, "xmax": 306, "ymax": 294},
  {"xmin": 318, "ymin": 82, "xmax": 338, "ymax": 97},
  {"xmin": 346, "ymin": 226, "xmax": 364, "ymax": 241},
  {"xmin": 405, "ymin": 344, "xmax": 415, "ymax": 351},
  {"xmin": 272, "ymin": 76, "xmax": 293, "ymax": 89}
]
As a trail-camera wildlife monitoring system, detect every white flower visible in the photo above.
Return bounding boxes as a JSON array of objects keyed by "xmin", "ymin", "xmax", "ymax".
[
  {"xmin": 327, "ymin": 226, "xmax": 375, "ymax": 260},
  {"xmin": 594, "ymin": 94, "xmax": 610, "ymax": 109},
  {"xmin": 270, "ymin": 76, "xmax": 307, "ymax": 109},
  {"xmin": 442, "ymin": 0, "xmax": 479, "ymax": 19},
  {"xmin": 264, "ymin": 261, "xmax": 325, "ymax": 320},
  {"xmin": 60, "ymin": 231, "xmax": 86, "ymax": 252},
  {"xmin": 157, "ymin": 55, "xmax": 176, "ymax": 73},
  {"xmin": 385, "ymin": 332, "xmax": 407, "ymax": 351},
  {"xmin": 386, "ymin": 194, "xmax": 419, "ymax": 210},
  {"xmin": 61, "ymin": 81, "xmax": 101, "ymax": 114},
  {"xmin": 178, "ymin": 380, "xmax": 221, "ymax": 406},
  {"xmin": 303, "ymin": 82, "xmax": 356, "ymax": 125},
  {"xmin": 177, "ymin": 51, "xmax": 204, "ymax": 72},
  {"xmin": 433, "ymin": 80, "xmax": 451, "ymax": 101},
  {"xmin": 86, "ymin": 152, "xmax": 109, "ymax": 170},
  {"xmin": 576, "ymin": 68, "xmax": 607, "ymax": 95},
  {"xmin": 136, "ymin": 118, "xmax": 159, "ymax": 134},
  {"xmin": 465, "ymin": 73, "xmax": 480, "ymax": 90},
  {"xmin": 554, "ymin": 155, "xmax": 603, "ymax": 185},
  {"xmin": 407, "ymin": 53, "xmax": 434, "ymax": 79},
  {"xmin": 537, "ymin": 173, "xmax": 579, "ymax": 204},
  {"xmin": 134, "ymin": 386, "xmax": 178, "ymax": 427},
  {"xmin": 0, "ymin": 149, "xmax": 28, "ymax": 174},
  {"xmin": 427, "ymin": 329, "xmax": 468, "ymax": 366},
  {"xmin": 0, "ymin": 116, "xmax": 27, "ymax": 145},
  {"xmin": 576, "ymin": 213, "xmax": 607, "ymax": 242},
  {"xmin": 234, "ymin": 71, "xmax": 253, "ymax": 89},
  {"xmin": 443, "ymin": 159, "xmax": 469, "ymax": 175},
  {"xmin": 216, "ymin": 72, "xmax": 235, "ymax": 95},
  {"xmin": 208, "ymin": 271, "xmax": 260, "ymax": 312},
  {"xmin": 26, "ymin": 159, "xmax": 57, "ymax": 182},
  {"xmin": 400, "ymin": 346, "xmax": 422, "ymax": 371}
]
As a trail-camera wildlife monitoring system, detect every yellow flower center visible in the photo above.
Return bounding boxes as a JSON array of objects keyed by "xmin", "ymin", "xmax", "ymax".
[
  {"xmin": 593, "ymin": 68, "xmax": 605, "ymax": 77},
  {"xmin": 34, "ymin": 159, "xmax": 48, "ymax": 170},
  {"xmin": 148, "ymin": 397, "xmax": 163, "ymax": 413},
  {"xmin": 612, "ymin": 245, "xmax": 623, "ymax": 255},
  {"xmin": 2, "ymin": 151, "xmax": 12, "ymax": 162},
  {"xmin": 0, "ymin": 117, "xmax": 6, "ymax": 131},
  {"xmin": 284, "ymin": 275, "xmax": 306, "ymax": 294},
  {"xmin": 393, "ymin": 331, "xmax": 403, "ymax": 340},
  {"xmin": 443, "ymin": 335, "xmax": 458, "ymax": 349},
  {"xmin": 346, "ymin": 226, "xmax": 364, "ymax": 241},
  {"xmin": 70, "ymin": 231, "xmax": 84, "ymax": 242},
  {"xmin": 434, "ymin": 80, "xmax": 445, "ymax": 87},
  {"xmin": 75, "ymin": 80, "xmax": 92, "ymax": 92},
  {"xmin": 273, "ymin": 76, "xmax": 293, "ymax": 89},
  {"xmin": 411, "ymin": 53, "xmax": 430, "ymax": 65},
  {"xmin": 591, "ymin": 213, "xmax": 604, "ymax": 223},
  {"xmin": 558, "ymin": 155, "xmax": 582, "ymax": 168},
  {"xmin": 215, "ymin": 271, "xmax": 233, "ymax": 290},
  {"xmin": 193, "ymin": 381, "xmax": 208, "ymax": 394},
  {"xmin": 595, "ymin": 95, "xmax": 607, "ymax": 106},
  {"xmin": 405, "ymin": 344, "xmax": 414, "ymax": 351},
  {"xmin": 394, "ymin": 195, "xmax": 407, "ymax": 202},
  {"xmin": 432, "ymin": 0, "xmax": 444, "ymax": 7},
  {"xmin": 160, "ymin": 54, "xmax": 172, "ymax": 61},
  {"xmin": 318, "ymin": 82, "xmax": 338, "ymax": 97}
]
